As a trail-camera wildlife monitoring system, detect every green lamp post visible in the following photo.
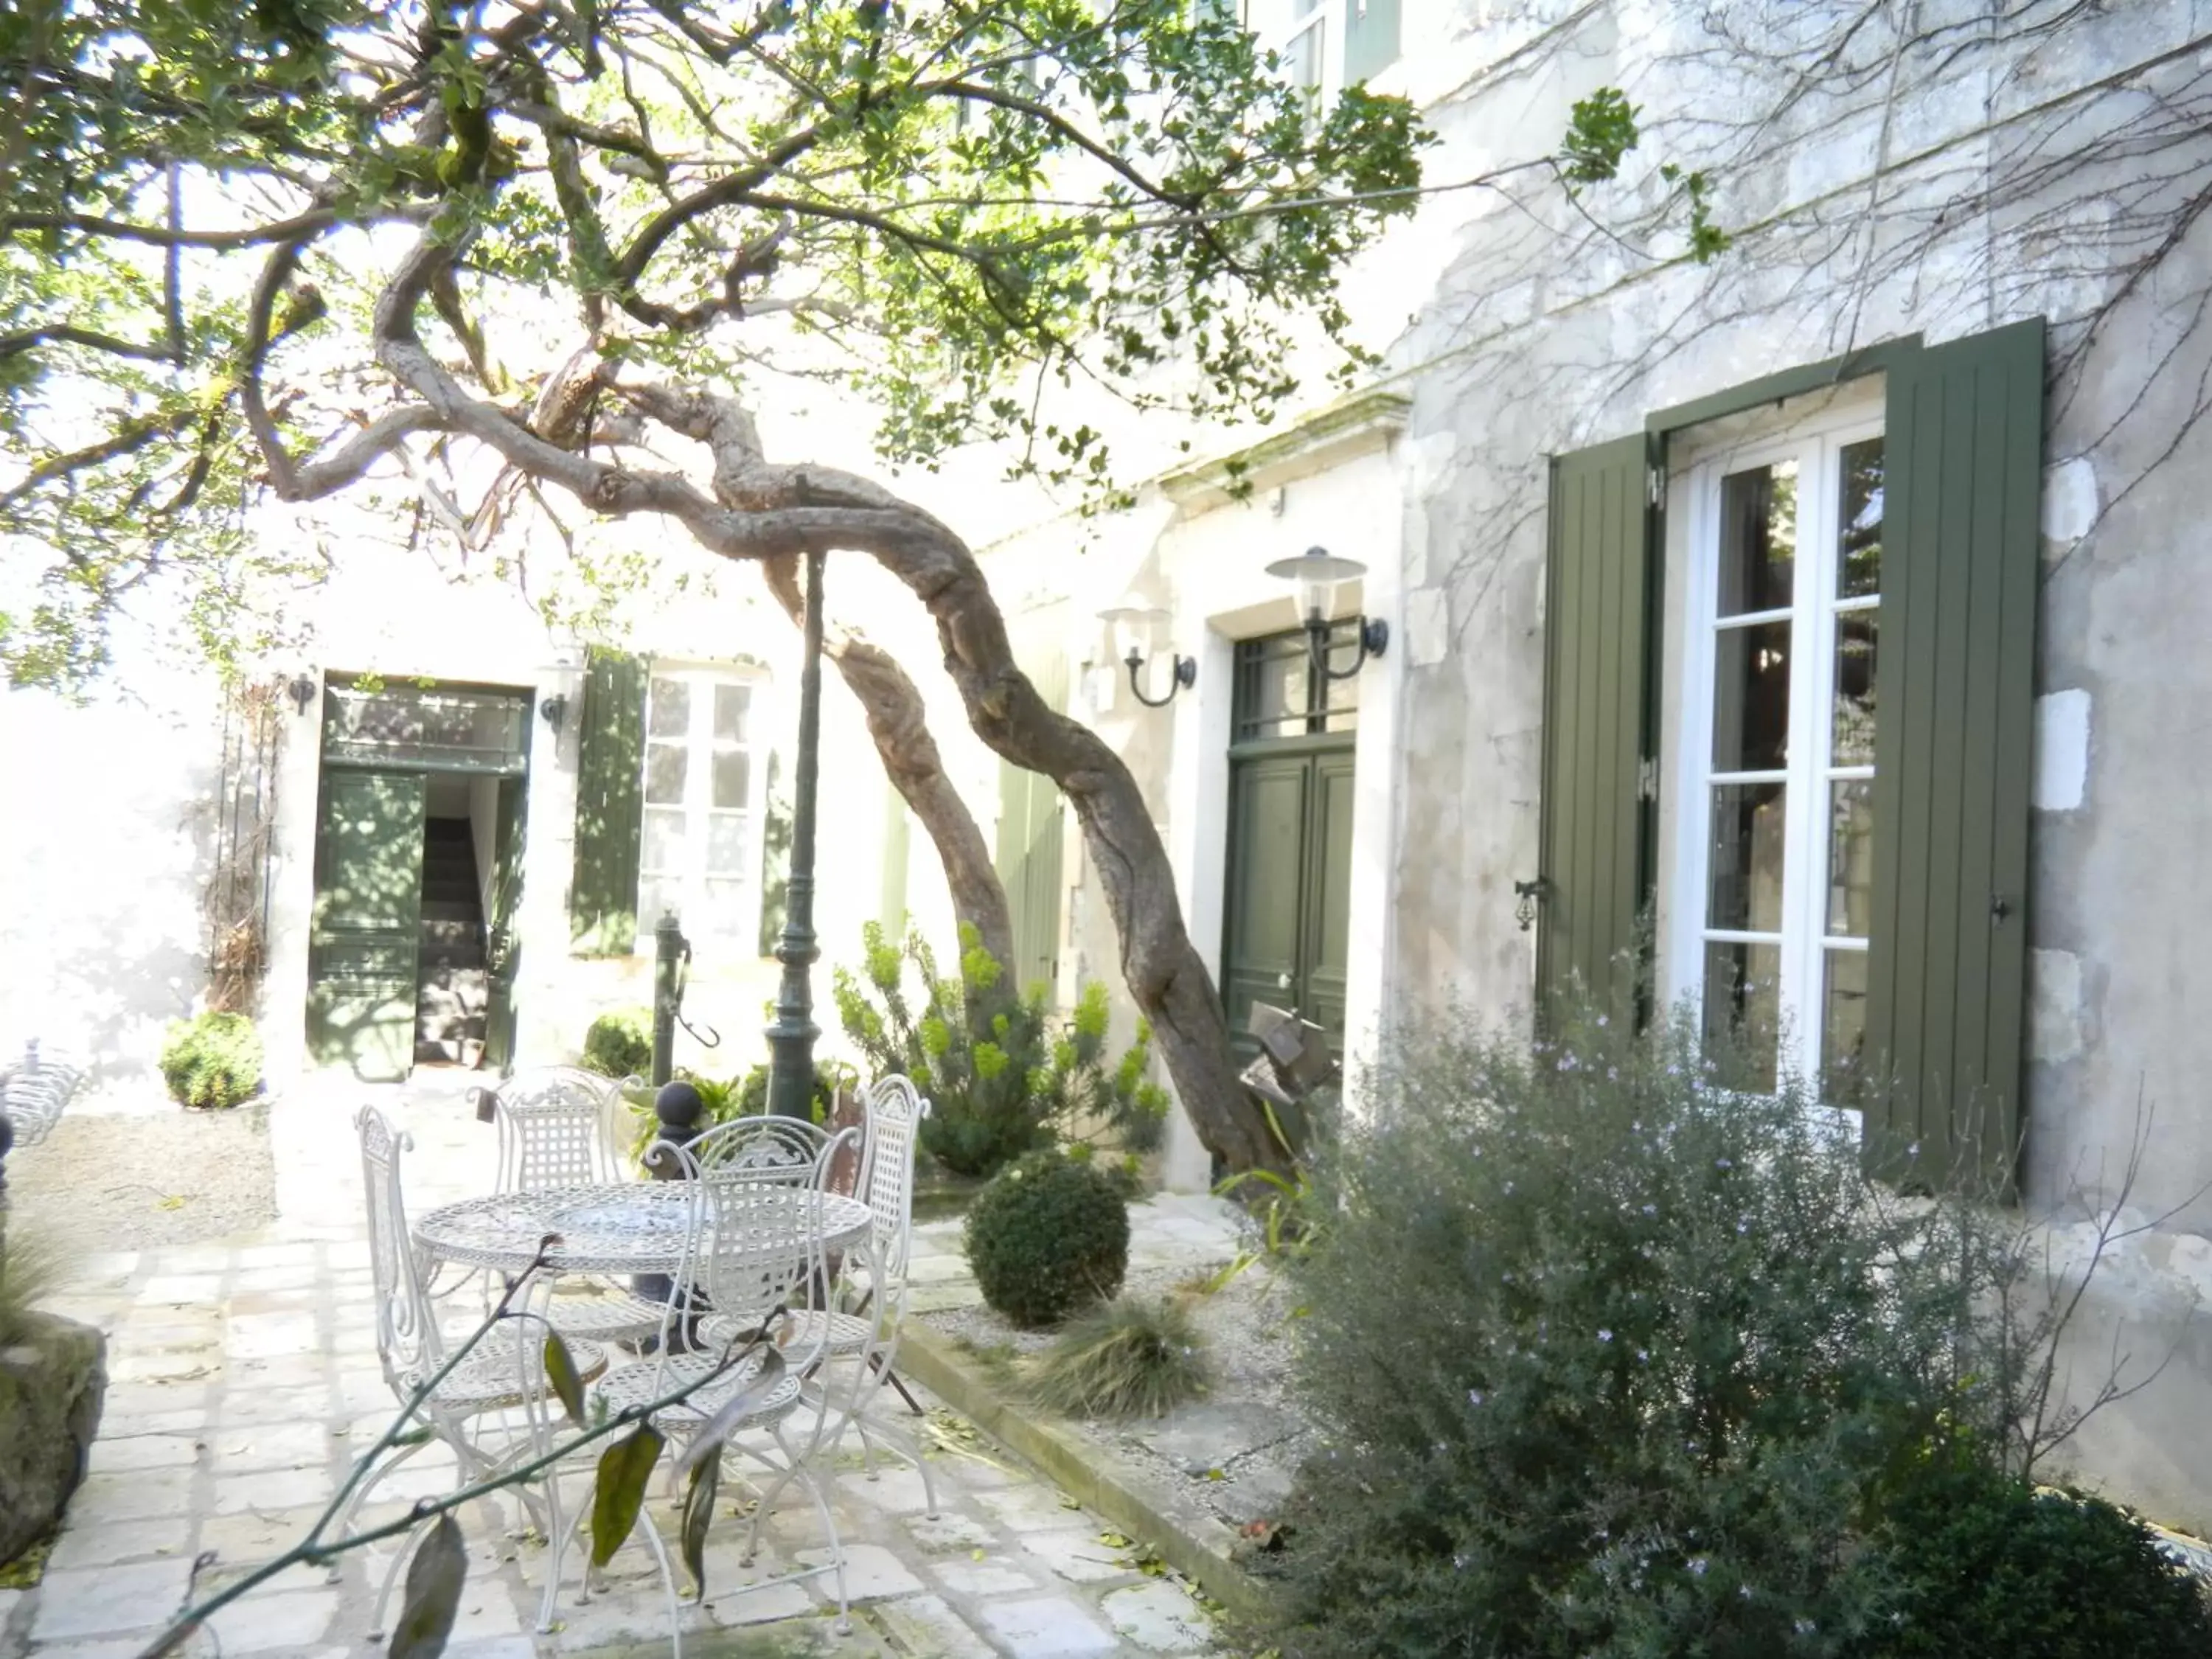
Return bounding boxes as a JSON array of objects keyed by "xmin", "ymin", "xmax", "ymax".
[{"xmin": 763, "ymin": 548, "xmax": 828, "ymax": 1119}]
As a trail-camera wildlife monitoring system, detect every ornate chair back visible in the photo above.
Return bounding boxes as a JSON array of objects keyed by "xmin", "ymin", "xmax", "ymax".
[
  {"xmin": 356, "ymin": 1105, "xmax": 440, "ymax": 1393},
  {"xmin": 680, "ymin": 1114, "xmax": 830, "ymax": 1185},
  {"xmin": 486, "ymin": 1066, "xmax": 633, "ymax": 1192},
  {"xmin": 856, "ymin": 1076, "xmax": 932, "ymax": 1297}
]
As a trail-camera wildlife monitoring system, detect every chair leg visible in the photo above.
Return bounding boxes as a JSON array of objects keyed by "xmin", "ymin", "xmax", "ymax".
[
  {"xmin": 538, "ymin": 1479, "xmax": 593, "ymax": 1632},
  {"xmin": 369, "ymin": 1514, "xmax": 431, "ymax": 1641},
  {"xmin": 778, "ymin": 1423, "xmax": 850, "ymax": 1636}
]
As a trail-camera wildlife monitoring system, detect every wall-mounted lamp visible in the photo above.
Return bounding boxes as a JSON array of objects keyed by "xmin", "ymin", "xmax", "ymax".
[
  {"xmin": 1098, "ymin": 597, "xmax": 1196, "ymax": 709},
  {"xmin": 286, "ymin": 674, "xmax": 319, "ymax": 716},
  {"xmin": 538, "ymin": 692, "xmax": 569, "ymax": 734},
  {"xmin": 1263, "ymin": 546, "xmax": 1388, "ymax": 680}
]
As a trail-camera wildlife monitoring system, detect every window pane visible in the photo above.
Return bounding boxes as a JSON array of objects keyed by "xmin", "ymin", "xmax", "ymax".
[
  {"xmin": 1827, "ymin": 780, "xmax": 1875, "ymax": 937},
  {"xmin": 700, "ymin": 877, "xmax": 748, "ymax": 938},
  {"xmin": 641, "ymin": 807, "xmax": 686, "ymax": 872},
  {"xmin": 1837, "ymin": 438, "xmax": 1884, "ymax": 598},
  {"xmin": 1717, "ymin": 460, "xmax": 1796, "ymax": 616},
  {"xmin": 1711, "ymin": 621, "xmax": 1792, "ymax": 771},
  {"xmin": 1703, "ymin": 940, "xmax": 1781, "ymax": 1092},
  {"xmin": 712, "ymin": 748, "xmax": 751, "ymax": 810},
  {"xmin": 638, "ymin": 875, "xmax": 684, "ymax": 930},
  {"xmin": 644, "ymin": 741, "xmax": 686, "ymax": 805},
  {"xmin": 714, "ymin": 684, "xmax": 750, "ymax": 743},
  {"xmin": 1832, "ymin": 610, "xmax": 1878, "ymax": 765},
  {"xmin": 647, "ymin": 678, "xmax": 690, "ymax": 738},
  {"xmin": 1822, "ymin": 947, "xmax": 1870, "ymax": 1098},
  {"xmin": 706, "ymin": 813, "xmax": 748, "ymax": 876},
  {"xmin": 1708, "ymin": 782, "xmax": 1787, "ymax": 932}
]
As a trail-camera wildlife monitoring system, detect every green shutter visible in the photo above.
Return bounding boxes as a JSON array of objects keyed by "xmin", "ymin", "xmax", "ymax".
[
  {"xmin": 1537, "ymin": 433, "xmax": 1658, "ymax": 1020},
  {"xmin": 1343, "ymin": 0, "xmax": 1400, "ymax": 82},
  {"xmin": 995, "ymin": 647, "xmax": 1069, "ymax": 995},
  {"xmin": 1864, "ymin": 319, "xmax": 2045, "ymax": 1194},
  {"xmin": 569, "ymin": 647, "xmax": 647, "ymax": 955}
]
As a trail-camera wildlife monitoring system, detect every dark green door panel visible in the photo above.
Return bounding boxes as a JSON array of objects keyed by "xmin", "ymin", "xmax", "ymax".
[
  {"xmin": 996, "ymin": 647, "xmax": 1070, "ymax": 994},
  {"xmin": 1222, "ymin": 754, "xmax": 1311, "ymax": 1063},
  {"xmin": 307, "ymin": 768, "xmax": 426, "ymax": 1082},
  {"xmin": 1301, "ymin": 748, "xmax": 1357, "ymax": 1044},
  {"xmin": 1537, "ymin": 432, "xmax": 1657, "ymax": 1022},
  {"xmin": 1865, "ymin": 318, "xmax": 2045, "ymax": 1194},
  {"xmin": 1222, "ymin": 737, "xmax": 1356, "ymax": 1066},
  {"xmin": 483, "ymin": 772, "xmax": 528, "ymax": 1074}
]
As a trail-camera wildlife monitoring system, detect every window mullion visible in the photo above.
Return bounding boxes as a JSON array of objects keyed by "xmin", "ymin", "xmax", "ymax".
[{"xmin": 1775, "ymin": 440, "xmax": 1827, "ymax": 1089}]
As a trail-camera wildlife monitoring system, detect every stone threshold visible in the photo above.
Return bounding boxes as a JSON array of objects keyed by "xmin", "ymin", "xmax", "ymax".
[{"xmin": 894, "ymin": 1319, "xmax": 1272, "ymax": 1627}]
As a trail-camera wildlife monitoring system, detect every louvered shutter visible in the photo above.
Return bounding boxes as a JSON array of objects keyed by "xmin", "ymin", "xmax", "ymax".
[
  {"xmin": 1537, "ymin": 434, "xmax": 1658, "ymax": 1021},
  {"xmin": 568, "ymin": 648, "xmax": 647, "ymax": 955},
  {"xmin": 1863, "ymin": 318, "xmax": 2046, "ymax": 1193},
  {"xmin": 995, "ymin": 648, "xmax": 1069, "ymax": 996}
]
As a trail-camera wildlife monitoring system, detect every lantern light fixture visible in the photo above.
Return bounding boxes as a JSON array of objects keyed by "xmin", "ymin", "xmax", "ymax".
[{"xmin": 1264, "ymin": 546, "xmax": 1388, "ymax": 679}]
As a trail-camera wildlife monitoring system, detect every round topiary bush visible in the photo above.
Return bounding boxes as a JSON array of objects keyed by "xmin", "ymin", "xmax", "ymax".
[
  {"xmin": 158, "ymin": 1012, "xmax": 262, "ymax": 1110},
  {"xmin": 580, "ymin": 1009, "xmax": 653, "ymax": 1079},
  {"xmin": 1854, "ymin": 1462, "xmax": 2212, "ymax": 1658},
  {"xmin": 963, "ymin": 1150, "xmax": 1130, "ymax": 1327}
]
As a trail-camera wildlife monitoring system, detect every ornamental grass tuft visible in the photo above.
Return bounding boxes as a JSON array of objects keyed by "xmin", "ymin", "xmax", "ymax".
[{"xmin": 1026, "ymin": 1295, "xmax": 1209, "ymax": 1419}]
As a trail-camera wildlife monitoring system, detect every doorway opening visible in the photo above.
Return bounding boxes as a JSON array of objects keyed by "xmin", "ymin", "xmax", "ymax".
[
  {"xmin": 306, "ymin": 681, "xmax": 532, "ymax": 1082},
  {"xmin": 1220, "ymin": 623, "xmax": 1362, "ymax": 1068}
]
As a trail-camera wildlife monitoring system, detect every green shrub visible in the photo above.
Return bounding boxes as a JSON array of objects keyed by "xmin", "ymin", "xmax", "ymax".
[
  {"xmin": 580, "ymin": 1009, "xmax": 652, "ymax": 1079},
  {"xmin": 1852, "ymin": 1462, "xmax": 2211, "ymax": 1658},
  {"xmin": 834, "ymin": 921, "xmax": 1168, "ymax": 1177},
  {"xmin": 1028, "ymin": 1295, "xmax": 1208, "ymax": 1419},
  {"xmin": 963, "ymin": 1150, "xmax": 1130, "ymax": 1326},
  {"xmin": 158, "ymin": 1012, "xmax": 262, "ymax": 1110},
  {"xmin": 732, "ymin": 1058, "xmax": 858, "ymax": 1126},
  {"xmin": 1270, "ymin": 1007, "xmax": 2039, "ymax": 1659}
]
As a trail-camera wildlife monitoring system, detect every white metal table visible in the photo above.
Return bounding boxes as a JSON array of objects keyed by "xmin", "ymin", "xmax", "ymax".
[{"xmin": 411, "ymin": 1182, "xmax": 872, "ymax": 1277}]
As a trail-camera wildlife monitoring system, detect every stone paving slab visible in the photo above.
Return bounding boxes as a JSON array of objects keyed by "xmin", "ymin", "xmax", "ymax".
[{"xmin": 0, "ymin": 1074, "xmax": 1237, "ymax": 1659}]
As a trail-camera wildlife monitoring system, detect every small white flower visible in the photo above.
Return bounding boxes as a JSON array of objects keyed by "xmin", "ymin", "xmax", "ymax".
[
  {"xmin": 1597, "ymin": 1329, "xmax": 1613, "ymax": 1343},
  {"xmin": 1467, "ymin": 1388, "xmax": 1485, "ymax": 1407},
  {"xmin": 1688, "ymin": 1557, "xmax": 1709, "ymax": 1576}
]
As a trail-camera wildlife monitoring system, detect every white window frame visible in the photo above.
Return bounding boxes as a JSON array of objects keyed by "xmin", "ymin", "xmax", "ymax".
[
  {"xmin": 1666, "ymin": 396, "xmax": 1884, "ymax": 1100},
  {"xmin": 637, "ymin": 664, "xmax": 765, "ymax": 953},
  {"xmin": 1233, "ymin": 0, "xmax": 1401, "ymax": 104}
]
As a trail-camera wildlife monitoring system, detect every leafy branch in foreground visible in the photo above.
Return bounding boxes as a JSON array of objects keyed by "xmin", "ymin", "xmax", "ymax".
[{"xmin": 132, "ymin": 1235, "xmax": 790, "ymax": 1659}]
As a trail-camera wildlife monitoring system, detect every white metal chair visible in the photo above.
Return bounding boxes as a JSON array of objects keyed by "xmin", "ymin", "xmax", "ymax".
[
  {"xmin": 348, "ymin": 1106, "xmax": 601, "ymax": 1630},
  {"xmin": 535, "ymin": 1127, "xmax": 860, "ymax": 1642},
  {"xmin": 2, "ymin": 1039, "xmax": 82, "ymax": 1152},
  {"xmin": 713, "ymin": 1077, "xmax": 937, "ymax": 1513},
  {"xmin": 478, "ymin": 1068, "xmax": 664, "ymax": 1344}
]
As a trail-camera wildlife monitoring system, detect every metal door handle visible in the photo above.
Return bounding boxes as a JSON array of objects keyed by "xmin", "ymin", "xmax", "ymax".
[{"xmin": 1276, "ymin": 973, "xmax": 1293, "ymax": 989}]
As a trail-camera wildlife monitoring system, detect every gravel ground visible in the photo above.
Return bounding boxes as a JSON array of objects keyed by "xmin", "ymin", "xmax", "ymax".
[
  {"xmin": 920, "ymin": 1253, "xmax": 1320, "ymax": 1528},
  {"xmin": 6, "ymin": 1104, "xmax": 276, "ymax": 1252}
]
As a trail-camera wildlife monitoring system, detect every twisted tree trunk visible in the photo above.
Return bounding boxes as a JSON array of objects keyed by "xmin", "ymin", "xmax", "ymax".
[{"xmin": 757, "ymin": 552, "xmax": 1017, "ymax": 975}]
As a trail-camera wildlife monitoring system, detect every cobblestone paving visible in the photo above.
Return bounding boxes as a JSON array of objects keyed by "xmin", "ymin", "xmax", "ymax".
[{"xmin": 0, "ymin": 1077, "xmax": 1245, "ymax": 1659}]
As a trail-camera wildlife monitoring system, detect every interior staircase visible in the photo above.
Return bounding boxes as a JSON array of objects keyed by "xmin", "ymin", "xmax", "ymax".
[{"xmin": 415, "ymin": 817, "xmax": 490, "ymax": 1066}]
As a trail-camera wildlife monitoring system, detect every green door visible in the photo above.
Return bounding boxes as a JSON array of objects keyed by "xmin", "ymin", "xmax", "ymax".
[
  {"xmin": 1222, "ymin": 742, "xmax": 1357, "ymax": 1062},
  {"xmin": 481, "ymin": 772, "xmax": 528, "ymax": 1073},
  {"xmin": 1223, "ymin": 751, "xmax": 1311, "ymax": 1060},
  {"xmin": 307, "ymin": 768, "xmax": 427, "ymax": 1082},
  {"xmin": 1221, "ymin": 624, "xmax": 1362, "ymax": 1064}
]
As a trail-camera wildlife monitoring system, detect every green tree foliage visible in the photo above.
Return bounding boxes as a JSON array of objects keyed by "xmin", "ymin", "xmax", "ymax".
[
  {"xmin": 0, "ymin": 0, "xmax": 1455, "ymax": 684},
  {"xmin": 833, "ymin": 919, "xmax": 1168, "ymax": 1176}
]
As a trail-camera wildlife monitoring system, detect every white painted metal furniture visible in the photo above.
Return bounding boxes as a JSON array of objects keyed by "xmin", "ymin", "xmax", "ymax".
[
  {"xmin": 1, "ymin": 1040, "xmax": 82, "ymax": 1153},
  {"xmin": 474, "ymin": 1066, "xmax": 663, "ymax": 1343},
  {"xmin": 535, "ymin": 1127, "xmax": 867, "ymax": 1641},
  {"xmin": 349, "ymin": 1106, "xmax": 599, "ymax": 1630},
  {"xmin": 707, "ymin": 1077, "xmax": 937, "ymax": 1512},
  {"xmin": 411, "ymin": 1182, "xmax": 872, "ymax": 1279}
]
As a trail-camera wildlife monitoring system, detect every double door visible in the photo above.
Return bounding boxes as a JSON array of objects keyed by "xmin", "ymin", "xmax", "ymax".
[{"xmin": 1221, "ymin": 738, "xmax": 1355, "ymax": 1064}]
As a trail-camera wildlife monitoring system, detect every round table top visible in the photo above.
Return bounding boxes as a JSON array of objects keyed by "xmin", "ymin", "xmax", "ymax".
[{"xmin": 412, "ymin": 1181, "xmax": 872, "ymax": 1276}]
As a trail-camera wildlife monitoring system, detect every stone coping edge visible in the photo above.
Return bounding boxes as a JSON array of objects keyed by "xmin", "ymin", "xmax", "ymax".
[{"xmin": 895, "ymin": 1320, "xmax": 1275, "ymax": 1626}]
